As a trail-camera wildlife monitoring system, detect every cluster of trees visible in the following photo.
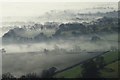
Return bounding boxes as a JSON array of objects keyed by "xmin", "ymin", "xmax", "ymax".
[
  {"xmin": 91, "ymin": 36, "xmax": 101, "ymax": 42},
  {"xmin": 2, "ymin": 16, "xmax": 118, "ymax": 43},
  {"xmin": 53, "ymin": 17, "xmax": 118, "ymax": 37},
  {"xmin": 81, "ymin": 56, "xmax": 105, "ymax": 78},
  {"xmin": 2, "ymin": 67, "xmax": 57, "ymax": 80},
  {"xmin": 0, "ymin": 48, "xmax": 6, "ymax": 53}
]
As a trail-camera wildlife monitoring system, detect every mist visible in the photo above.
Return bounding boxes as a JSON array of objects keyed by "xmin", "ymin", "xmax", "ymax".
[
  {"xmin": 2, "ymin": 33, "xmax": 118, "ymax": 77},
  {"xmin": 2, "ymin": 33, "xmax": 118, "ymax": 53}
]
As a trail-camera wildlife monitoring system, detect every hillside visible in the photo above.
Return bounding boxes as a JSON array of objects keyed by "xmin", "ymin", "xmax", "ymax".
[
  {"xmin": 54, "ymin": 51, "xmax": 119, "ymax": 78},
  {"xmin": 2, "ymin": 11, "xmax": 119, "ymax": 44}
]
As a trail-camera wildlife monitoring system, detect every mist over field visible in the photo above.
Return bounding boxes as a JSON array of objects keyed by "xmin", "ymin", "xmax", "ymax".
[
  {"xmin": 2, "ymin": 33, "xmax": 118, "ymax": 77},
  {"xmin": 2, "ymin": 33, "xmax": 118, "ymax": 53}
]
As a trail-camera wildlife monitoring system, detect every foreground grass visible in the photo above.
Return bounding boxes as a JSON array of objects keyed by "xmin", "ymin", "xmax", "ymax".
[
  {"xmin": 55, "ymin": 65, "xmax": 82, "ymax": 78},
  {"xmin": 54, "ymin": 51, "xmax": 119, "ymax": 78},
  {"xmin": 100, "ymin": 60, "xmax": 119, "ymax": 78},
  {"xmin": 103, "ymin": 51, "xmax": 119, "ymax": 64}
]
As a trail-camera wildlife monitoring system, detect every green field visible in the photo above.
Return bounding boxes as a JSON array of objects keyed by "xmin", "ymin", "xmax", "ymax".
[
  {"xmin": 54, "ymin": 51, "xmax": 119, "ymax": 78},
  {"xmin": 103, "ymin": 51, "xmax": 119, "ymax": 64},
  {"xmin": 55, "ymin": 65, "xmax": 82, "ymax": 78},
  {"xmin": 100, "ymin": 60, "xmax": 119, "ymax": 78}
]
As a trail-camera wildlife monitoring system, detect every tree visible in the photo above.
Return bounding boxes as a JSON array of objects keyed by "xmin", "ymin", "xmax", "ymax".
[
  {"xmin": 72, "ymin": 31, "xmax": 79, "ymax": 36},
  {"xmin": 21, "ymin": 73, "xmax": 39, "ymax": 78},
  {"xmin": 91, "ymin": 36, "xmax": 101, "ymax": 42},
  {"xmin": 81, "ymin": 59, "xmax": 100, "ymax": 78},
  {"xmin": 41, "ymin": 67, "xmax": 57, "ymax": 78},
  {"xmin": 53, "ymin": 30, "xmax": 61, "ymax": 37},
  {"xmin": 2, "ymin": 72, "xmax": 15, "ymax": 79},
  {"xmin": 95, "ymin": 56, "xmax": 105, "ymax": 69},
  {"xmin": 44, "ymin": 48, "xmax": 49, "ymax": 55},
  {"xmin": 1, "ymin": 48, "xmax": 6, "ymax": 53}
]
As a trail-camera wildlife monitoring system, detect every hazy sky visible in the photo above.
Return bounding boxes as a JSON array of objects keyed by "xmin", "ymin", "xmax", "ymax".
[{"xmin": 1, "ymin": 2, "xmax": 117, "ymax": 17}]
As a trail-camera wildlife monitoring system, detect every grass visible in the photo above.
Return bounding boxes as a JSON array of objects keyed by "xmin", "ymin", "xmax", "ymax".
[
  {"xmin": 55, "ymin": 65, "xmax": 82, "ymax": 78},
  {"xmin": 54, "ymin": 51, "xmax": 119, "ymax": 78},
  {"xmin": 100, "ymin": 60, "xmax": 119, "ymax": 78},
  {"xmin": 103, "ymin": 51, "xmax": 119, "ymax": 64}
]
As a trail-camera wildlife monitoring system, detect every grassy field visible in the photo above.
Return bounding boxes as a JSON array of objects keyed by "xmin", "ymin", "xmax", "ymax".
[
  {"xmin": 100, "ymin": 60, "xmax": 119, "ymax": 78},
  {"xmin": 103, "ymin": 51, "xmax": 119, "ymax": 64},
  {"xmin": 54, "ymin": 51, "xmax": 119, "ymax": 78},
  {"xmin": 55, "ymin": 65, "xmax": 82, "ymax": 78}
]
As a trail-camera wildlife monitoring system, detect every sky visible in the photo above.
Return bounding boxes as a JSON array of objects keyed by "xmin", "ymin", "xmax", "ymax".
[{"xmin": 1, "ymin": 2, "xmax": 118, "ymax": 17}]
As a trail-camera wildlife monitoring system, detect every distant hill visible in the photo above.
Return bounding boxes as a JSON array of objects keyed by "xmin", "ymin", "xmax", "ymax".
[{"xmin": 2, "ymin": 11, "xmax": 119, "ymax": 44}]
